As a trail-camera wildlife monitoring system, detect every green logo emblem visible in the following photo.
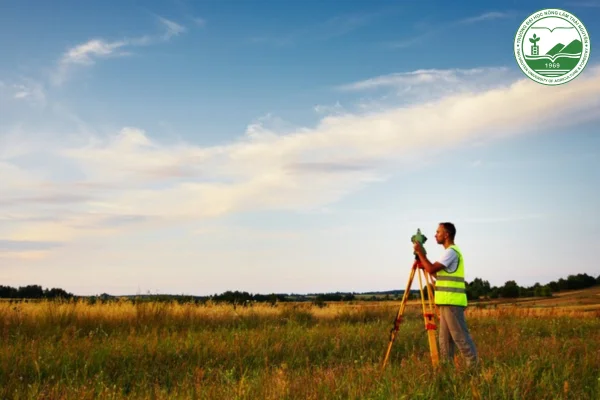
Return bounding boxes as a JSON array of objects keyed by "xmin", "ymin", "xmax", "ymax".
[{"xmin": 514, "ymin": 9, "xmax": 591, "ymax": 85}]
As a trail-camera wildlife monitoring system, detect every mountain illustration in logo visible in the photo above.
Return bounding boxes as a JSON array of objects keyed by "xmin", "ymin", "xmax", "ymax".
[
  {"xmin": 545, "ymin": 40, "xmax": 582, "ymax": 56},
  {"xmin": 525, "ymin": 36, "xmax": 583, "ymax": 77}
]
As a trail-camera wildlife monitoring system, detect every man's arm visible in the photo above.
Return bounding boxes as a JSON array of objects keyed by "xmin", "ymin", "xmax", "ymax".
[{"xmin": 413, "ymin": 242, "xmax": 446, "ymax": 275}]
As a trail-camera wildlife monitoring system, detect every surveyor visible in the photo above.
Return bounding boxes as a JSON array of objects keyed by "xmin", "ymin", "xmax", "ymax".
[{"xmin": 412, "ymin": 222, "xmax": 479, "ymax": 369}]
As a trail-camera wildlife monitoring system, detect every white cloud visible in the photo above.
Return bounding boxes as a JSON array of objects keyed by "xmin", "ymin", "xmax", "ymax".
[
  {"xmin": 53, "ymin": 16, "xmax": 186, "ymax": 85},
  {"xmin": 0, "ymin": 249, "xmax": 52, "ymax": 261},
  {"xmin": 10, "ymin": 80, "xmax": 46, "ymax": 106},
  {"xmin": 3, "ymin": 65, "xmax": 600, "ymax": 251},
  {"xmin": 458, "ymin": 12, "xmax": 512, "ymax": 24},
  {"xmin": 336, "ymin": 67, "xmax": 519, "ymax": 107},
  {"xmin": 338, "ymin": 68, "xmax": 510, "ymax": 91},
  {"xmin": 314, "ymin": 101, "xmax": 345, "ymax": 115},
  {"xmin": 158, "ymin": 16, "xmax": 186, "ymax": 39},
  {"xmin": 387, "ymin": 11, "xmax": 514, "ymax": 49},
  {"xmin": 61, "ymin": 39, "xmax": 127, "ymax": 66},
  {"xmin": 245, "ymin": 113, "xmax": 304, "ymax": 140}
]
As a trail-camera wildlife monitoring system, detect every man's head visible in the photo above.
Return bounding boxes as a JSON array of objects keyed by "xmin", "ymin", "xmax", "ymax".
[{"xmin": 435, "ymin": 222, "xmax": 456, "ymax": 245}]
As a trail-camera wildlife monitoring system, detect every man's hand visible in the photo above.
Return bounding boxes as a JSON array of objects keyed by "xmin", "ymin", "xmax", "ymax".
[
  {"xmin": 412, "ymin": 241, "xmax": 443, "ymax": 275},
  {"xmin": 413, "ymin": 241, "xmax": 424, "ymax": 256}
]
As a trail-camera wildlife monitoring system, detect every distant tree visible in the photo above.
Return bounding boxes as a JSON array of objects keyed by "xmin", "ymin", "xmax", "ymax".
[
  {"xmin": 18, "ymin": 285, "xmax": 44, "ymax": 299},
  {"xmin": 467, "ymin": 278, "xmax": 491, "ymax": 300},
  {"xmin": 0, "ymin": 285, "xmax": 18, "ymax": 298},
  {"xmin": 315, "ymin": 293, "xmax": 343, "ymax": 302},
  {"xmin": 558, "ymin": 278, "xmax": 569, "ymax": 291},
  {"xmin": 268, "ymin": 293, "xmax": 278, "ymax": 306},
  {"xmin": 489, "ymin": 287, "xmax": 500, "ymax": 299},
  {"xmin": 44, "ymin": 288, "xmax": 74, "ymax": 300},
  {"xmin": 214, "ymin": 290, "xmax": 254, "ymax": 304},
  {"xmin": 565, "ymin": 273, "xmax": 596, "ymax": 290},
  {"xmin": 521, "ymin": 287, "xmax": 534, "ymax": 297},
  {"xmin": 533, "ymin": 284, "xmax": 552, "ymax": 297},
  {"xmin": 500, "ymin": 280, "xmax": 520, "ymax": 298},
  {"xmin": 466, "ymin": 284, "xmax": 476, "ymax": 300},
  {"xmin": 343, "ymin": 293, "xmax": 356, "ymax": 301},
  {"xmin": 541, "ymin": 285, "xmax": 552, "ymax": 297}
]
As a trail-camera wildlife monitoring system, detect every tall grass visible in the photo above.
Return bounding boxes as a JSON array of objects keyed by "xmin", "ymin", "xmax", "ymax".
[{"xmin": 1, "ymin": 300, "xmax": 598, "ymax": 399}]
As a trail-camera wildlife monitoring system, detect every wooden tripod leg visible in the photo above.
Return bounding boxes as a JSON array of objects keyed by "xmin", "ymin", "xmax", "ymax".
[
  {"xmin": 381, "ymin": 263, "xmax": 417, "ymax": 370},
  {"xmin": 425, "ymin": 272, "xmax": 438, "ymax": 320},
  {"xmin": 421, "ymin": 269, "xmax": 439, "ymax": 368}
]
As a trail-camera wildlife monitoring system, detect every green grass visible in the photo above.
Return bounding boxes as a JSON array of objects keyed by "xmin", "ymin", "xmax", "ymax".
[{"xmin": 0, "ymin": 300, "xmax": 598, "ymax": 399}]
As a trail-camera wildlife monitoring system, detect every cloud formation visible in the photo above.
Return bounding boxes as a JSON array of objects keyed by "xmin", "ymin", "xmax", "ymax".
[
  {"xmin": 52, "ymin": 16, "xmax": 186, "ymax": 85},
  {"xmin": 0, "ymin": 79, "xmax": 47, "ymax": 107},
  {"xmin": 60, "ymin": 39, "xmax": 128, "ymax": 66},
  {"xmin": 0, "ymin": 239, "xmax": 62, "ymax": 261},
  {"xmin": 0, "ymin": 239, "xmax": 61, "ymax": 251},
  {"xmin": 336, "ymin": 67, "xmax": 520, "ymax": 107},
  {"xmin": 388, "ymin": 11, "xmax": 515, "ymax": 49},
  {"xmin": 337, "ymin": 67, "xmax": 512, "ymax": 91},
  {"xmin": 458, "ymin": 12, "xmax": 512, "ymax": 24},
  {"xmin": 3, "ymin": 65, "xmax": 600, "ymax": 257}
]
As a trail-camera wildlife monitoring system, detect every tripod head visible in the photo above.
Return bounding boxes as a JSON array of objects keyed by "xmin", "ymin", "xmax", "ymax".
[{"xmin": 411, "ymin": 228, "xmax": 427, "ymax": 260}]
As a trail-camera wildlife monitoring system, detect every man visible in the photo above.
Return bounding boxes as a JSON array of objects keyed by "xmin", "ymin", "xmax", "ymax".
[{"xmin": 413, "ymin": 222, "xmax": 479, "ymax": 369}]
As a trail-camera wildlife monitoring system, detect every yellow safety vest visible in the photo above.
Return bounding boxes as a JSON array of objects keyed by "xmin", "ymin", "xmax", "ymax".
[{"xmin": 434, "ymin": 245, "xmax": 467, "ymax": 307}]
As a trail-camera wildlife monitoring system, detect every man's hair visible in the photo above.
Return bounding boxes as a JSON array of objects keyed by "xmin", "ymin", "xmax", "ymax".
[{"xmin": 439, "ymin": 222, "xmax": 456, "ymax": 240}]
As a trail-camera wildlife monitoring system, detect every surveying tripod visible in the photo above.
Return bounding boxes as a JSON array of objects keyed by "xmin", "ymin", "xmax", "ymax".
[{"xmin": 381, "ymin": 257, "xmax": 439, "ymax": 370}]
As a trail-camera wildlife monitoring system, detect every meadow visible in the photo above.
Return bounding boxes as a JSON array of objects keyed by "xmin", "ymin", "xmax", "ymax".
[{"xmin": 1, "ymin": 290, "xmax": 599, "ymax": 400}]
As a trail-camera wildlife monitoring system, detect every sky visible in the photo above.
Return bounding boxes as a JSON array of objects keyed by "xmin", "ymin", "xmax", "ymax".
[{"xmin": 1, "ymin": 0, "xmax": 599, "ymax": 296}]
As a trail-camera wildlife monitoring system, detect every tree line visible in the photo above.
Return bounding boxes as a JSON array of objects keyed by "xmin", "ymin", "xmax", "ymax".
[
  {"xmin": 1, "ymin": 273, "xmax": 598, "ymax": 303},
  {"xmin": 466, "ymin": 273, "xmax": 599, "ymax": 300},
  {"xmin": 0, "ymin": 285, "xmax": 74, "ymax": 300}
]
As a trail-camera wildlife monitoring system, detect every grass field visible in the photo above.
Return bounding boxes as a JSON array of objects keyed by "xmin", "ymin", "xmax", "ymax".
[{"xmin": 1, "ymin": 288, "xmax": 599, "ymax": 399}]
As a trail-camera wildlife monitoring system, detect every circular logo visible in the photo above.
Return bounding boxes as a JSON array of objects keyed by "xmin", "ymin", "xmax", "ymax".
[{"xmin": 514, "ymin": 9, "xmax": 591, "ymax": 85}]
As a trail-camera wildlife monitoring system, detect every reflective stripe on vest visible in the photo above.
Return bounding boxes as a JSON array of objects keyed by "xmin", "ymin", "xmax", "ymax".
[
  {"xmin": 435, "ymin": 276, "xmax": 464, "ymax": 283},
  {"xmin": 435, "ymin": 244, "xmax": 468, "ymax": 307},
  {"xmin": 435, "ymin": 287, "xmax": 466, "ymax": 293}
]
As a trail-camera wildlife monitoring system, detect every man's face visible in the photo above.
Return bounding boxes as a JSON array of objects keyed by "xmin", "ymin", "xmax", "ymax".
[{"xmin": 435, "ymin": 225, "xmax": 447, "ymax": 244}]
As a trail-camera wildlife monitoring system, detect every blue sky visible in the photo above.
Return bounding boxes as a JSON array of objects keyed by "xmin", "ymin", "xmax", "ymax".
[{"xmin": 1, "ymin": 0, "xmax": 599, "ymax": 296}]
